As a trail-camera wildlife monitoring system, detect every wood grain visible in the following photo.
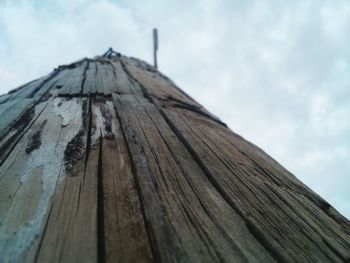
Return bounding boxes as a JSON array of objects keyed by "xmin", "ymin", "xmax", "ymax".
[{"xmin": 0, "ymin": 52, "xmax": 349, "ymax": 262}]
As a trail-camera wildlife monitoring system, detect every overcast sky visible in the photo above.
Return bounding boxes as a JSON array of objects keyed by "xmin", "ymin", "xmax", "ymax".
[{"xmin": 0, "ymin": 0, "xmax": 349, "ymax": 218}]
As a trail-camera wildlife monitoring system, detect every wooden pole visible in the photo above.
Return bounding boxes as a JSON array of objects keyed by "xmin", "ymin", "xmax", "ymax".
[
  {"xmin": 153, "ymin": 28, "xmax": 158, "ymax": 69},
  {"xmin": 1, "ymin": 50, "xmax": 350, "ymax": 262}
]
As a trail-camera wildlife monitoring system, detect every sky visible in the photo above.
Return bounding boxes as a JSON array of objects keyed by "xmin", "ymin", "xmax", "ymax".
[{"xmin": 0, "ymin": 0, "xmax": 349, "ymax": 218}]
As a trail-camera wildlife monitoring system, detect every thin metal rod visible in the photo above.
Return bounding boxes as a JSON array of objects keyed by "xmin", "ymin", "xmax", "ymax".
[{"xmin": 153, "ymin": 28, "xmax": 158, "ymax": 69}]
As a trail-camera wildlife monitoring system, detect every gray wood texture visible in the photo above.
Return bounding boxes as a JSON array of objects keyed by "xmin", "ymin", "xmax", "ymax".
[{"xmin": 0, "ymin": 53, "xmax": 349, "ymax": 263}]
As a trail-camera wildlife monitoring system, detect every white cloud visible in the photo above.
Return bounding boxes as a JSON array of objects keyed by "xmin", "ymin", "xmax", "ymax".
[{"xmin": 0, "ymin": 0, "xmax": 349, "ymax": 218}]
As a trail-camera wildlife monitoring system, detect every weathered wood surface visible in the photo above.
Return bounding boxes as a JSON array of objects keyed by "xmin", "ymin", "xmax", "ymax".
[{"xmin": 0, "ymin": 52, "xmax": 349, "ymax": 263}]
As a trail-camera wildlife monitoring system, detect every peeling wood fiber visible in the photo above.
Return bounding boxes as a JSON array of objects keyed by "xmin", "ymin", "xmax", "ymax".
[{"xmin": 0, "ymin": 52, "xmax": 349, "ymax": 263}]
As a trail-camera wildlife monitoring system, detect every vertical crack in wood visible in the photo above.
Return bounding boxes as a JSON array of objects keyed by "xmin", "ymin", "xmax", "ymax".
[
  {"xmin": 97, "ymin": 134, "xmax": 106, "ymax": 263},
  {"xmin": 81, "ymin": 59, "xmax": 90, "ymax": 95},
  {"xmin": 113, "ymin": 103, "xmax": 159, "ymax": 263},
  {"xmin": 83, "ymin": 95, "xmax": 93, "ymax": 182},
  {"xmin": 33, "ymin": 205, "xmax": 54, "ymax": 263},
  {"xmin": 94, "ymin": 62, "xmax": 98, "ymax": 78}
]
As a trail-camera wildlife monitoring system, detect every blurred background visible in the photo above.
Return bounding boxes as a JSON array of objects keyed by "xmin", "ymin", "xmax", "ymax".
[{"xmin": 0, "ymin": 0, "xmax": 349, "ymax": 218}]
